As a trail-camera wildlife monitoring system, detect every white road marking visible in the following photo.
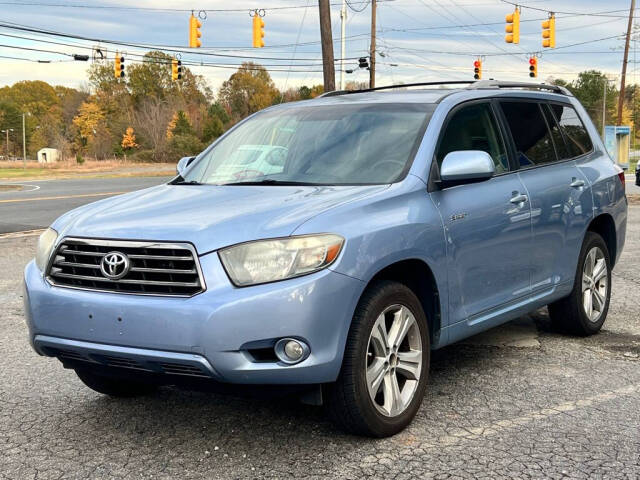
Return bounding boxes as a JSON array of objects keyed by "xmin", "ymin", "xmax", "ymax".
[{"xmin": 433, "ymin": 383, "xmax": 640, "ymax": 447}]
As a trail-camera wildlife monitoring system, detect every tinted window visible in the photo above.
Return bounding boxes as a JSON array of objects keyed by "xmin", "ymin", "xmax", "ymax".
[
  {"xmin": 436, "ymin": 103, "xmax": 508, "ymax": 174},
  {"xmin": 542, "ymin": 104, "xmax": 569, "ymax": 159},
  {"xmin": 549, "ymin": 104, "xmax": 593, "ymax": 157},
  {"xmin": 501, "ymin": 101, "xmax": 556, "ymax": 167}
]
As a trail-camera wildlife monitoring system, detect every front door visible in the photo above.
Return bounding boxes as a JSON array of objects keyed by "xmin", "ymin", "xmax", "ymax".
[{"xmin": 430, "ymin": 101, "xmax": 532, "ymax": 327}]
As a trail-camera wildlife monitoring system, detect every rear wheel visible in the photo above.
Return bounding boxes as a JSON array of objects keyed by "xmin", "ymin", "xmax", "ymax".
[
  {"xmin": 327, "ymin": 281, "xmax": 430, "ymax": 437},
  {"xmin": 548, "ymin": 232, "xmax": 611, "ymax": 336},
  {"xmin": 75, "ymin": 369, "xmax": 158, "ymax": 397}
]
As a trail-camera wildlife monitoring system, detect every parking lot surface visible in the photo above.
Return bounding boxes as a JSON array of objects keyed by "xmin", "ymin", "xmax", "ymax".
[{"xmin": 1, "ymin": 207, "xmax": 639, "ymax": 479}]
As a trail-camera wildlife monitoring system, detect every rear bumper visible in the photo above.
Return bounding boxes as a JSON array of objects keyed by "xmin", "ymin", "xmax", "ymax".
[{"xmin": 24, "ymin": 253, "xmax": 365, "ymax": 385}]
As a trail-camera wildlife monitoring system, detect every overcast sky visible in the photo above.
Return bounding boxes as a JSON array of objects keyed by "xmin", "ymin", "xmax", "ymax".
[{"xmin": 0, "ymin": 0, "xmax": 636, "ymax": 94}]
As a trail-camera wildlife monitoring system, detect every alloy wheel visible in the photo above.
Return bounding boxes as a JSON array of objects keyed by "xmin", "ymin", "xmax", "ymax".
[
  {"xmin": 581, "ymin": 246, "xmax": 608, "ymax": 322},
  {"xmin": 365, "ymin": 304, "xmax": 422, "ymax": 417}
]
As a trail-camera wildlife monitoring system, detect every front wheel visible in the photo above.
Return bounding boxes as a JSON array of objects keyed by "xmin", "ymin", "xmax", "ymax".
[
  {"xmin": 548, "ymin": 232, "xmax": 612, "ymax": 336},
  {"xmin": 327, "ymin": 281, "xmax": 430, "ymax": 437}
]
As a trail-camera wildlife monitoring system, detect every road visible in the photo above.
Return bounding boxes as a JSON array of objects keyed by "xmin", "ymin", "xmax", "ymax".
[
  {"xmin": 0, "ymin": 176, "xmax": 170, "ymax": 234},
  {"xmin": 1, "ymin": 208, "xmax": 639, "ymax": 478},
  {"xmin": 1, "ymin": 174, "xmax": 639, "ymax": 236}
]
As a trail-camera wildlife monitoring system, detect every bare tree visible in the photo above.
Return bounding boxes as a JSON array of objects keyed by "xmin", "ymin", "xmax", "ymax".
[{"xmin": 132, "ymin": 98, "xmax": 173, "ymax": 160}]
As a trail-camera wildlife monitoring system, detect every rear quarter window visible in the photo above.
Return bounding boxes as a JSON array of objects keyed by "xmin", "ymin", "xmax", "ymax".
[{"xmin": 548, "ymin": 104, "xmax": 593, "ymax": 157}]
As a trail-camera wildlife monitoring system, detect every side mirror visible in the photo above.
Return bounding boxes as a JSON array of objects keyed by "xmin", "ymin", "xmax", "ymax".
[
  {"xmin": 440, "ymin": 150, "xmax": 495, "ymax": 185},
  {"xmin": 176, "ymin": 156, "xmax": 196, "ymax": 176}
]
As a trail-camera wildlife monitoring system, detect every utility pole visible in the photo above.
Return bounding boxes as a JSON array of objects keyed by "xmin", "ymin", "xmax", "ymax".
[
  {"xmin": 603, "ymin": 77, "xmax": 607, "ymax": 138},
  {"xmin": 369, "ymin": 0, "xmax": 376, "ymax": 88},
  {"xmin": 340, "ymin": 0, "xmax": 347, "ymax": 90},
  {"xmin": 22, "ymin": 113, "xmax": 26, "ymax": 168},
  {"xmin": 318, "ymin": 0, "xmax": 335, "ymax": 92},
  {"xmin": 617, "ymin": 0, "xmax": 635, "ymax": 125}
]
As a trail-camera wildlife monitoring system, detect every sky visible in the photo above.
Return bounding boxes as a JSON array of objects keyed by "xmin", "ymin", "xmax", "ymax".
[{"xmin": 0, "ymin": 0, "xmax": 637, "ymax": 94}]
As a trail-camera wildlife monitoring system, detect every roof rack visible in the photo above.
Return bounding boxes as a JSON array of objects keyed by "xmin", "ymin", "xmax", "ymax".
[
  {"xmin": 318, "ymin": 79, "xmax": 571, "ymax": 98},
  {"xmin": 468, "ymin": 80, "xmax": 572, "ymax": 96},
  {"xmin": 319, "ymin": 80, "xmax": 475, "ymax": 98}
]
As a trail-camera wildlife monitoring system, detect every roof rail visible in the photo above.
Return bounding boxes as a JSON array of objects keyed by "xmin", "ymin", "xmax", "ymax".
[
  {"xmin": 467, "ymin": 80, "xmax": 572, "ymax": 96},
  {"xmin": 319, "ymin": 80, "xmax": 475, "ymax": 98},
  {"xmin": 317, "ymin": 79, "xmax": 572, "ymax": 98}
]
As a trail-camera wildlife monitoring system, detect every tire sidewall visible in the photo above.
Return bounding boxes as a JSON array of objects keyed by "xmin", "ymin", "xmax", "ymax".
[
  {"xmin": 352, "ymin": 282, "xmax": 430, "ymax": 437},
  {"xmin": 574, "ymin": 232, "xmax": 612, "ymax": 334}
]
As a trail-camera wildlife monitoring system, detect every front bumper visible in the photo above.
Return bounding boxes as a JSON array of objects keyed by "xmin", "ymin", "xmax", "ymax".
[{"xmin": 23, "ymin": 253, "xmax": 365, "ymax": 384}]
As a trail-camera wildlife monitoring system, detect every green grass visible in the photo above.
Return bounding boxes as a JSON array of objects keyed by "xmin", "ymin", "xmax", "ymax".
[{"xmin": 628, "ymin": 159, "xmax": 637, "ymax": 174}]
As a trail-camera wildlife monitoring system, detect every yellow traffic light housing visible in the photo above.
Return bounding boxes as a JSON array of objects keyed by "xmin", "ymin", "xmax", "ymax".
[
  {"xmin": 542, "ymin": 13, "xmax": 556, "ymax": 48},
  {"xmin": 253, "ymin": 15, "xmax": 265, "ymax": 48},
  {"xmin": 114, "ymin": 53, "xmax": 124, "ymax": 79},
  {"xmin": 505, "ymin": 8, "xmax": 520, "ymax": 44},
  {"xmin": 473, "ymin": 59, "xmax": 482, "ymax": 80},
  {"xmin": 171, "ymin": 59, "xmax": 182, "ymax": 81},
  {"xmin": 189, "ymin": 14, "xmax": 202, "ymax": 48},
  {"xmin": 529, "ymin": 57, "xmax": 538, "ymax": 78}
]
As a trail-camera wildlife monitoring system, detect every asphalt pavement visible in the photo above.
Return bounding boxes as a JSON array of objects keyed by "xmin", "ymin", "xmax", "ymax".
[
  {"xmin": 0, "ymin": 176, "xmax": 171, "ymax": 234},
  {"xmin": 1, "ymin": 206, "xmax": 639, "ymax": 478}
]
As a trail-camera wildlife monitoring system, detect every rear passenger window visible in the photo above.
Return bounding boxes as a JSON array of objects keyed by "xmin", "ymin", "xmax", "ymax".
[
  {"xmin": 542, "ymin": 104, "xmax": 569, "ymax": 160},
  {"xmin": 436, "ymin": 103, "xmax": 509, "ymax": 174},
  {"xmin": 549, "ymin": 104, "xmax": 593, "ymax": 157},
  {"xmin": 500, "ymin": 101, "xmax": 556, "ymax": 167}
]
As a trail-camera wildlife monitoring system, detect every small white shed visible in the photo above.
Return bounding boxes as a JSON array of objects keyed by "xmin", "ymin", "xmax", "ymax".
[{"xmin": 37, "ymin": 148, "xmax": 60, "ymax": 164}]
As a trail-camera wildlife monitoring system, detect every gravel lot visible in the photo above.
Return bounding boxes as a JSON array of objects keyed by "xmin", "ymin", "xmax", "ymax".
[{"xmin": 1, "ymin": 207, "xmax": 639, "ymax": 479}]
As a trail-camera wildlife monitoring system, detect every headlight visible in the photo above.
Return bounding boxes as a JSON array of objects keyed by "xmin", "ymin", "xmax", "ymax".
[
  {"xmin": 35, "ymin": 227, "xmax": 58, "ymax": 272},
  {"xmin": 219, "ymin": 234, "xmax": 344, "ymax": 286}
]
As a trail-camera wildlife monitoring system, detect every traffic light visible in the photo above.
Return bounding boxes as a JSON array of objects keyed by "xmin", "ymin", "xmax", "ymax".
[
  {"xmin": 358, "ymin": 57, "xmax": 369, "ymax": 69},
  {"xmin": 473, "ymin": 59, "xmax": 482, "ymax": 80},
  {"xmin": 542, "ymin": 13, "xmax": 556, "ymax": 48},
  {"xmin": 171, "ymin": 59, "xmax": 182, "ymax": 81},
  {"xmin": 252, "ymin": 15, "xmax": 265, "ymax": 48},
  {"xmin": 529, "ymin": 57, "xmax": 538, "ymax": 78},
  {"xmin": 505, "ymin": 8, "xmax": 520, "ymax": 44},
  {"xmin": 189, "ymin": 14, "xmax": 202, "ymax": 48},
  {"xmin": 114, "ymin": 53, "xmax": 124, "ymax": 79}
]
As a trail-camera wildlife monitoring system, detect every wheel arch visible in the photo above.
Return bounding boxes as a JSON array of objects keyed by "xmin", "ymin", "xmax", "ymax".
[
  {"xmin": 359, "ymin": 258, "xmax": 442, "ymax": 347},
  {"xmin": 587, "ymin": 213, "xmax": 617, "ymax": 267}
]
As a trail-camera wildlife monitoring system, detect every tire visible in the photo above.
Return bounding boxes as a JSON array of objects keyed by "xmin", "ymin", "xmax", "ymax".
[
  {"xmin": 75, "ymin": 369, "xmax": 158, "ymax": 397},
  {"xmin": 548, "ymin": 231, "xmax": 612, "ymax": 336},
  {"xmin": 326, "ymin": 280, "xmax": 430, "ymax": 437}
]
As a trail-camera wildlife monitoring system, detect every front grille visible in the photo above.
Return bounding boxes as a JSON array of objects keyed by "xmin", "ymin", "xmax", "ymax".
[{"xmin": 47, "ymin": 238, "xmax": 205, "ymax": 297}]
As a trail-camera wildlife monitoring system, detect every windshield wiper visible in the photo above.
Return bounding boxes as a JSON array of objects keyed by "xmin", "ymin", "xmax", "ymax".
[
  {"xmin": 171, "ymin": 179, "xmax": 203, "ymax": 185},
  {"xmin": 221, "ymin": 179, "xmax": 318, "ymax": 186}
]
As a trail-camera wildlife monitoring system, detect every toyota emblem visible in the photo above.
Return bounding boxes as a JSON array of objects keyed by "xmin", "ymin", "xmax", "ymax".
[{"xmin": 100, "ymin": 251, "xmax": 131, "ymax": 280}]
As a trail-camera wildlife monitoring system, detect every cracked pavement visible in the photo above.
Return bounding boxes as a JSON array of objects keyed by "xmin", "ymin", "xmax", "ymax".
[{"xmin": 1, "ymin": 208, "xmax": 639, "ymax": 479}]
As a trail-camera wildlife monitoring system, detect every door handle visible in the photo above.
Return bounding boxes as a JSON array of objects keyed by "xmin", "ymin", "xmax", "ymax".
[
  {"xmin": 510, "ymin": 193, "xmax": 528, "ymax": 204},
  {"xmin": 570, "ymin": 178, "xmax": 585, "ymax": 188}
]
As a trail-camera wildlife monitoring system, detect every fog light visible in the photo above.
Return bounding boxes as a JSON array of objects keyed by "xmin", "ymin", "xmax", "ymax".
[{"xmin": 274, "ymin": 338, "xmax": 310, "ymax": 365}]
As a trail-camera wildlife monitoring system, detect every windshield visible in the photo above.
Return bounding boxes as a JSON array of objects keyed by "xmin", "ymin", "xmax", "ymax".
[{"xmin": 182, "ymin": 103, "xmax": 434, "ymax": 185}]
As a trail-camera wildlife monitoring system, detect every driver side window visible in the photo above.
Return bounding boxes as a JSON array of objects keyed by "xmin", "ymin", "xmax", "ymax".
[{"xmin": 436, "ymin": 103, "xmax": 509, "ymax": 174}]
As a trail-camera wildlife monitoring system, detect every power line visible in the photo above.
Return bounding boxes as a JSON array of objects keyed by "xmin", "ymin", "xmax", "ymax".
[
  {"xmin": 499, "ymin": 2, "xmax": 630, "ymax": 18},
  {"xmin": 0, "ymin": 0, "xmax": 387, "ymax": 13},
  {"xmin": 0, "ymin": 21, "xmax": 360, "ymax": 62}
]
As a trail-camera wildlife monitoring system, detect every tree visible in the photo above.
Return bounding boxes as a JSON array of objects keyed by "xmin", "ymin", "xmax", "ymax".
[
  {"xmin": 218, "ymin": 62, "xmax": 279, "ymax": 122},
  {"xmin": 121, "ymin": 127, "xmax": 138, "ymax": 150},
  {"xmin": 72, "ymin": 101, "xmax": 105, "ymax": 148}
]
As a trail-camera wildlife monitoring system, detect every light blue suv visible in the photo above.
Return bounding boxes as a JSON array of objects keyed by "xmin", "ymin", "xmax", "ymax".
[{"xmin": 24, "ymin": 81, "xmax": 627, "ymax": 437}]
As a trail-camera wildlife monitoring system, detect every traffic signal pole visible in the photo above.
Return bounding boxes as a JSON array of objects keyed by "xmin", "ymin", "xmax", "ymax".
[
  {"xmin": 318, "ymin": 0, "xmax": 335, "ymax": 92},
  {"xmin": 617, "ymin": 0, "xmax": 635, "ymax": 125},
  {"xmin": 369, "ymin": 0, "xmax": 376, "ymax": 88}
]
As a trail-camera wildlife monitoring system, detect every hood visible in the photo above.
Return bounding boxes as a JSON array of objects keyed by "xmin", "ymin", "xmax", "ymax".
[{"xmin": 53, "ymin": 183, "xmax": 388, "ymax": 254}]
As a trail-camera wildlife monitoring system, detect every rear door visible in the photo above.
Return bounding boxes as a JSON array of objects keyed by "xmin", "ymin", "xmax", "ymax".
[
  {"xmin": 430, "ymin": 100, "xmax": 532, "ymax": 327},
  {"xmin": 498, "ymin": 99, "xmax": 594, "ymax": 292}
]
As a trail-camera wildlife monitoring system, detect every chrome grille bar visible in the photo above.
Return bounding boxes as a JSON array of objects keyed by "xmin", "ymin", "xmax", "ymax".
[{"xmin": 46, "ymin": 237, "xmax": 206, "ymax": 297}]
